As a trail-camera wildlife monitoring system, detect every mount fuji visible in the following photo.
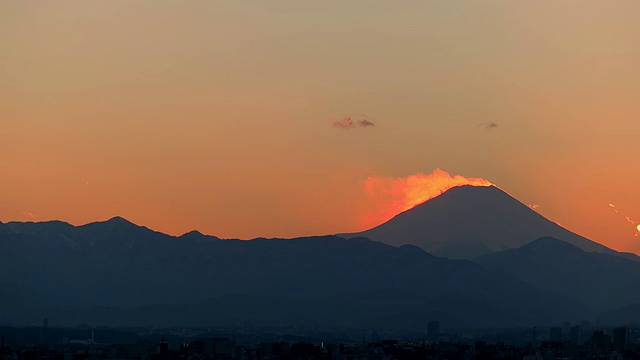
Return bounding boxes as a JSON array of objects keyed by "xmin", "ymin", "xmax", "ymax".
[{"xmin": 342, "ymin": 185, "xmax": 637, "ymax": 260}]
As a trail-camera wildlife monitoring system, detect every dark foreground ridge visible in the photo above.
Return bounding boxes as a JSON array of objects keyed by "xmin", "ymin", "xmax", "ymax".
[
  {"xmin": 0, "ymin": 217, "xmax": 589, "ymax": 328},
  {"xmin": 3, "ymin": 183, "xmax": 640, "ymax": 330}
]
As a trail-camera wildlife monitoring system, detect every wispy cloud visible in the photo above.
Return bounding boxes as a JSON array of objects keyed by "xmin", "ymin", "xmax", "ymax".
[
  {"xmin": 332, "ymin": 116, "xmax": 375, "ymax": 129},
  {"xmin": 485, "ymin": 123, "xmax": 498, "ymax": 130},
  {"xmin": 358, "ymin": 119, "xmax": 375, "ymax": 127}
]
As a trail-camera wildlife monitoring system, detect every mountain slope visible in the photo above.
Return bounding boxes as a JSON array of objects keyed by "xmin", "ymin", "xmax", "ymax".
[
  {"xmin": 0, "ymin": 219, "xmax": 590, "ymax": 328},
  {"xmin": 342, "ymin": 185, "xmax": 634, "ymax": 260},
  {"xmin": 474, "ymin": 237, "xmax": 640, "ymax": 310},
  {"xmin": 599, "ymin": 303, "xmax": 640, "ymax": 326}
]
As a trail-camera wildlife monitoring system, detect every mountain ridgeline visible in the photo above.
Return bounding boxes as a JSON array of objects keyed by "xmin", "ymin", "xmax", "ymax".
[
  {"xmin": 342, "ymin": 185, "xmax": 635, "ymax": 260},
  {"xmin": 3, "ymin": 185, "xmax": 640, "ymax": 329}
]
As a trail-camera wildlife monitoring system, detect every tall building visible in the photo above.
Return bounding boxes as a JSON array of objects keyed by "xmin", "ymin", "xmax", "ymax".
[
  {"xmin": 570, "ymin": 326, "xmax": 583, "ymax": 345},
  {"xmin": 613, "ymin": 327, "xmax": 629, "ymax": 352},
  {"xmin": 157, "ymin": 338, "xmax": 169, "ymax": 356},
  {"xmin": 550, "ymin": 327, "xmax": 562, "ymax": 342},
  {"xmin": 587, "ymin": 330, "xmax": 611, "ymax": 358}
]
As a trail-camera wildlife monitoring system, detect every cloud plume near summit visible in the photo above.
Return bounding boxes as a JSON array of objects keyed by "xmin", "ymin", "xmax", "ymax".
[{"xmin": 359, "ymin": 169, "xmax": 493, "ymax": 229}]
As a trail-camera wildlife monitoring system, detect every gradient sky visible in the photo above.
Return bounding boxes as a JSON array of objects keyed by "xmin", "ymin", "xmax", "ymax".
[{"xmin": 2, "ymin": 1, "xmax": 640, "ymax": 252}]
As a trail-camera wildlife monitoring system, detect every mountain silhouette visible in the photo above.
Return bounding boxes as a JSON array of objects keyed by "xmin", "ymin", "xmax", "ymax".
[
  {"xmin": 474, "ymin": 237, "xmax": 640, "ymax": 310},
  {"xmin": 0, "ymin": 219, "xmax": 590, "ymax": 329},
  {"xmin": 342, "ymin": 185, "xmax": 636, "ymax": 260},
  {"xmin": 600, "ymin": 303, "xmax": 640, "ymax": 326}
]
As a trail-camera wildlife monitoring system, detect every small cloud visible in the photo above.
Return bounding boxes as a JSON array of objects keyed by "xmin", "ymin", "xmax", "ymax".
[
  {"xmin": 485, "ymin": 123, "xmax": 498, "ymax": 130},
  {"xmin": 332, "ymin": 118, "xmax": 355, "ymax": 128},
  {"xmin": 332, "ymin": 116, "xmax": 375, "ymax": 129},
  {"xmin": 358, "ymin": 119, "xmax": 375, "ymax": 127},
  {"xmin": 22, "ymin": 211, "xmax": 37, "ymax": 219}
]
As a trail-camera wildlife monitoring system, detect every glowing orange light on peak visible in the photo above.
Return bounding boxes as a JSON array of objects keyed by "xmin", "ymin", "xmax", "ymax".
[{"xmin": 360, "ymin": 168, "xmax": 494, "ymax": 229}]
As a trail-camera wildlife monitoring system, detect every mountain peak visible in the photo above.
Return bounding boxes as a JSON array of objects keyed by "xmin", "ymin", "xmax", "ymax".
[
  {"xmin": 521, "ymin": 236, "xmax": 582, "ymax": 252},
  {"xmin": 473, "ymin": 237, "xmax": 583, "ymax": 262},
  {"xmin": 106, "ymin": 216, "xmax": 135, "ymax": 224},
  {"xmin": 103, "ymin": 216, "xmax": 146, "ymax": 229},
  {"xmin": 179, "ymin": 230, "xmax": 220, "ymax": 241},
  {"xmin": 182, "ymin": 229, "xmax": 204, "ymax": 237},
  {"xmin": 79, "ymin": 216, "xmax": 143, "ymax": 232},
  {"xmin": 410, "ymin": 184, "xmax": 512, "ymax": 210},
  {"xmin": 342, "ymin": 184, "xmax": 626, "ymax": 260}
]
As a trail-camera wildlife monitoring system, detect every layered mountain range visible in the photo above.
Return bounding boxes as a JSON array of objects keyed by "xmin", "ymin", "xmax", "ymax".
[{"xmin": 2, "ymin": 185, "xmax": 640, "ymax": 329}]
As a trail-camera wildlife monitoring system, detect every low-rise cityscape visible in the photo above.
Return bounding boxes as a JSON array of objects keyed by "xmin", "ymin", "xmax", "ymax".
[{"xmin": 2, "ymin": 320, "xmax": 640, "ymax": 360}]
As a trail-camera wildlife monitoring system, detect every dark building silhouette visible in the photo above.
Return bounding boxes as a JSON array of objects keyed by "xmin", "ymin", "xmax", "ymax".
[
  {"xmin": 204, "ymin": 338, "xmax": 234, "ymax": 359},
  {"xmin": 587, "ymin": 330, "xmax": 612, "ymax": 358},
  {"xmin": 158, "ymin": 337, "xmax": 169, "ymax": 356},
  {"xmin": 259, "ymin": 342, "xmax": 288, "ymax": 359},
  {"xmin": 550, "ymin": 327, "xmax": 561, "ymax": 342},
  {"xmin": 613, "ymin": 327, "xmax": 629, "ymax": 352},
  {"xmin": 289, "ymin": 343, "xmax": 323, "ymax": 360},
  {"xmin": 570, "ymin": 325, "xmax": 583, "ymax": 345}
]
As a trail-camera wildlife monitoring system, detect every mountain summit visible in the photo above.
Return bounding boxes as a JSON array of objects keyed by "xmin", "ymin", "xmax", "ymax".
[{"xmin": 342, "ymin": 185, "xmax": 633, "ymax": 260}]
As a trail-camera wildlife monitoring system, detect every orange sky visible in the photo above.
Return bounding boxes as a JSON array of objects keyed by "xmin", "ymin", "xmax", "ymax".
[{"xmin": 2, "ymin": 1, "xmax": 640, "ymax": 253}]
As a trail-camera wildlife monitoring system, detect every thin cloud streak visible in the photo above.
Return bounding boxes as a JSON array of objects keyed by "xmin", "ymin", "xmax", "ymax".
[{"xmin": 332, "ymin": 117, "xmax": 375, "ymax": 129}]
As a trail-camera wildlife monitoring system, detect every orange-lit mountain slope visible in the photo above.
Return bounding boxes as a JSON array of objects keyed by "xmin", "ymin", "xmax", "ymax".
[{"xmin": 343, "ymin": 185, "xmax": 638, "ymax": 260}]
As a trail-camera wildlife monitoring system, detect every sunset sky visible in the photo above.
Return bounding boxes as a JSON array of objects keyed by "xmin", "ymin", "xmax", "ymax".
[{"xmin": 2, "ymin": 1, "xmax": 640, "ymax": 253}]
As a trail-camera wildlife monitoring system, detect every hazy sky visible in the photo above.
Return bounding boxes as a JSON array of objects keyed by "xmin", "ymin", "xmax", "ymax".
[{"xmin": 2, "ymin": 1, "xmax": 640, "ymax": 252}]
